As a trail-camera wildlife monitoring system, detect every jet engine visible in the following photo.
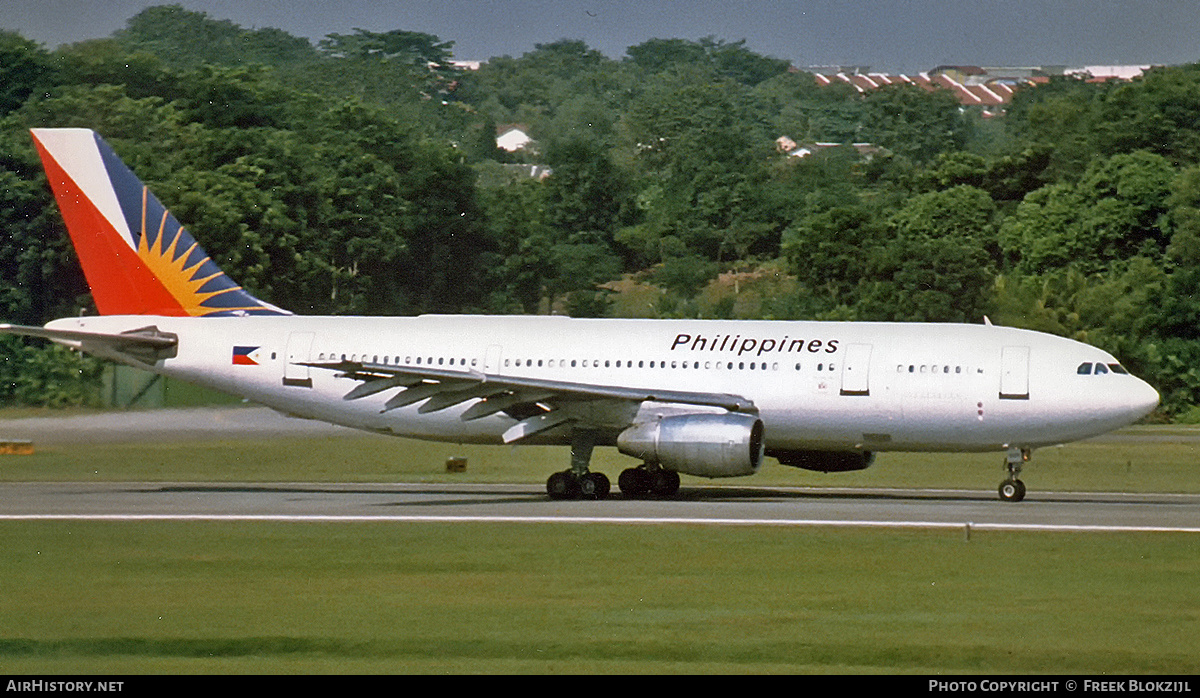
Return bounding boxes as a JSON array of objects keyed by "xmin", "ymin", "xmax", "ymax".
[
  {"xmin": 616, "ymin": 413, "xmax": 764, "ymax": 478},
  {"xmin": 768, "ymin": 449, "xmax": 875, "ymax": 472}
]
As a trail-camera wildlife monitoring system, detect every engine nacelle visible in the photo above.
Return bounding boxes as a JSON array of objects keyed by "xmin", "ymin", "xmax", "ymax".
[
  {"xmin": 768, "ymin": 449, "xmax": 875, "ymax": 473},
  {"xmin": 617, "ymin": 413, "xmax": 764, "ymax": 478}
]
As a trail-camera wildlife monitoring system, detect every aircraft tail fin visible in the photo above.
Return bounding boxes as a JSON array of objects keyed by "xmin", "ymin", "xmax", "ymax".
[{"xmin": 30, "ymin": 128, "xmax": 288, "ymax": 317}]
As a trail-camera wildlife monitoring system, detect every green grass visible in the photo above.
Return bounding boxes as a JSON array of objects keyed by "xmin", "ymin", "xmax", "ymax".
[{"xmin": 0, "ymin": 522, "xmax": 1196, "ymax": 673}]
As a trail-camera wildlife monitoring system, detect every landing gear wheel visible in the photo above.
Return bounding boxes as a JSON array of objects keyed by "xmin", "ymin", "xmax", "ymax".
[
  {"xmin": 546, "ymin": 471, "xmax": 580, "ymax": 500},
  {"xmin": 618, "ymin": 465, "xmax": 679, "ymax": 498},
  {"xmin": 649, "ymin": 469, "xmax": 680, "ymax": 497},
  {"xmin": 618, "ymin": 467, "xmax": 650, "ymax": 497},
  {"xmin": 998, "ymin": 478, "xmax": 1026, "ymax": 502},
  {"xmin": 578, "ymin": 472, "xmax": 610, "ymax": 500}
]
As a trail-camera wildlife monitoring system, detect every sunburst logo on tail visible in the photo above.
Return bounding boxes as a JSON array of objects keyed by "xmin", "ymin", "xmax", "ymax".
[{"xmin": 135, "ymin": 187, "xmax": 257, "ymax": 317}]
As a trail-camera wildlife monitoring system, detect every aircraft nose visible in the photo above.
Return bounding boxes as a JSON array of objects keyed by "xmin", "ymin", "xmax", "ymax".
[{"xmin": 1129, "ymin": 378, "xmax": 1160, "ymax": 420}]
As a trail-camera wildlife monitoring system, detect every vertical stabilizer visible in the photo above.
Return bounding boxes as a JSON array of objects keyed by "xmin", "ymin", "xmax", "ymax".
[{"xmin": 30, "ymin": 128, "xmax": 288, "ymax": 317}]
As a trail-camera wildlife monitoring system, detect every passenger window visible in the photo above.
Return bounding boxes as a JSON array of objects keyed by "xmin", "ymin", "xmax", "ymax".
[{"xmin": 1077, "ymin": 362, "xmax": 1092, "ymax": 375}]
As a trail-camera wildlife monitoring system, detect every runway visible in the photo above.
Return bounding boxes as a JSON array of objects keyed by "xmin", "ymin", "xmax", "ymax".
[
  {"xmin": 2, "ymin": 407, "xmax": 1198, "ymax": 533},
  {"xmin": 2, "ymin": 481, "xmax": 1198, "ymax": 533}
]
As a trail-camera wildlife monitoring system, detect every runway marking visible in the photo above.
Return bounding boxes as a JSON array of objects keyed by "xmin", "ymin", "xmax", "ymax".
[{"xmin": 2, "ymin": 513, "xmax": 1199, "ymax": 534}]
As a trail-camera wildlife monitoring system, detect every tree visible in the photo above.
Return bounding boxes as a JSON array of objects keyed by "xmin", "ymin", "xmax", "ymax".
[
  {"xmin": 624, "ymin": 37, "xmax": 789, "ymax": 87},
  {"xmin": 0, "ymin": 32, "xmax": 56, "ymax": 115},
  {"xmin": 317, "ymin": 28, "xmax": 459, "ymax": 92},
  {"xmin": 859, "ymin": 84, "xmax": 971, "ymax": 163},
  {"xmin": 617, "ymin": 74, "xmax": 777, "ymax": 261},
  {"xmin": 782, "ymin": 202, "xmax": 886, "ymax": 309},
  {"xmin": 116, "ymin": 4, "xmax": 316, "ymax": 69},
  {"xmin": 1004, "ymin": 74, "xmax": 1102, "ymax": 181},
  {"xmin": 543, "ymin": 139, "xmax": 629, "ymax": 239},
  {"xmin": 1151, "ymin": 165, "xmax": 1200, "ymax": 340},
  {"xmin": 862, "ymin": 186, "xmax": 997, "ymax": 322},
  {"xmin": 1093, "ymin": 65, "xmax": 1200, "ymax": 163},
  {"xmin": 999, "ymin": 151, "xmax": 1175, "ymax": 274}
]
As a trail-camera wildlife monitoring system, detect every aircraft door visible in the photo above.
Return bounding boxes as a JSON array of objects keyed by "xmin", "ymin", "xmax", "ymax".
[
  {"xmin": 484, "ymin": 344, "xmax": 502, "ymax": 373},
  {"xmin": 284, "ymin": 332, "xmax": 315, "ymax": 388},
  {"xmin": 999, "ymin": 346, "xmax": 1030, "ymax": 400},
  {"xmin": 840, "ymin": 343, "xmax": 873, "ymax": 396}
]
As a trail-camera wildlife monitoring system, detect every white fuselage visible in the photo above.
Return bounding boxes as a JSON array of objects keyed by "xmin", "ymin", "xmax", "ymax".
[{"xmin": 48, "ymin": 314, "xmax": 1160, "ymax": 455}]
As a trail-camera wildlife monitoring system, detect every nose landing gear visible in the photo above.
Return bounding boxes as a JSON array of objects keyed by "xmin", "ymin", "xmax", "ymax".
[{"xmin": 998, "ymin": 447, "xmax": 1030, "ymax": 502}]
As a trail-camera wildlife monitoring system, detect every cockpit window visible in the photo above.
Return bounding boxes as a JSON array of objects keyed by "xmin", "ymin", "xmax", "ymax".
[
  {"xmin": 1094, "ymin": 363, "xmax": 1109, "ymax": 375},
  {"xmin": 1078, "ymin": 361, "xmax": 1131, "ymax": 375},
  {"xmin": 1109, "ymin": 363, "xmax": 1129, "ymax": 374},
  {"xmin": 1077, "ymin": 362, "xmax": 1093, "ymax": 375}
]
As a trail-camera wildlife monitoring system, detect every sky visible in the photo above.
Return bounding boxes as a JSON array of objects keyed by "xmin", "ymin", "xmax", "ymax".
[{"xmin": 1, "ymin": 0, "xmax": 1197, "ymax": 74}]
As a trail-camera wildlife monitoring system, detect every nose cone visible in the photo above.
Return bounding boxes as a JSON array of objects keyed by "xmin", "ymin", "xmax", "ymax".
[{"xmin": 1129, "ymin": 377, "xmax": 1161, "ymax": 421}]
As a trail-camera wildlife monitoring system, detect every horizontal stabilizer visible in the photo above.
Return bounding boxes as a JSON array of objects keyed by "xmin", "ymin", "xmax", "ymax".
[{"xmin": 0, "ymin": 323, "xmax": 177, "ymax": 364}]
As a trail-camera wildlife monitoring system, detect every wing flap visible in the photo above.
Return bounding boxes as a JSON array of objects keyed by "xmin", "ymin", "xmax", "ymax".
[
  {"xmin": 303, "ymin": 358, "xmax": 755, "ymax": 441},
  {"xmin": 502, "ymin": 411, "xmax": 574, "ymax": 444},
  {"xmin": 306, "ymin": 359, "xmax": 754, "ymax": 412}
]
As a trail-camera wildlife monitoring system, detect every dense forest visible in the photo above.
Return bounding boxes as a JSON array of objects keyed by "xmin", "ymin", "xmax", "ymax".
[{"xmin": 2, "ymin": 5, "xmax": 1200, "ymax": 416}]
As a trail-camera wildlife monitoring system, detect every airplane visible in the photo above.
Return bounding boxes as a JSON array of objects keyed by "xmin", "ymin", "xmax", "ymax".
[{"xmin": 1, "ymin": 128, "xmax": 1161, "ymax": 502}]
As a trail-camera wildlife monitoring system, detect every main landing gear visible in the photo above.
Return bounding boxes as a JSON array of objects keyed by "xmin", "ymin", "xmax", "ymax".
[
  {"xmin": 998, "ymin": 446, "xmax": 1030, "ymax": 502},
  {"xmin": 546, "ymin": 464, "xmax": 681, "ymax": 500},
  {"xmin": 546, "ymin": 469, "xmax": 610, "ymax": 500},
  {"xmin": 544, "ymin": 429, "xmax": 680, "ymax": 500},
  {"xmin": 617, "ymin": 465, "xmax": 680, "ymax": 498},
  {"xmin": 546, "ymin": 429, "xmax": 610, "ymax": 500}
]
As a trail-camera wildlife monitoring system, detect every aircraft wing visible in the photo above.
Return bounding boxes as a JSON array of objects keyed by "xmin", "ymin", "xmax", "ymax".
[
  {"xmin": 0, "ymin": 324, "xmax": 178, "ymax": 364},
  {"xmin": 303, "ymin": 358, "xmax": 756, "ymax": 443}
]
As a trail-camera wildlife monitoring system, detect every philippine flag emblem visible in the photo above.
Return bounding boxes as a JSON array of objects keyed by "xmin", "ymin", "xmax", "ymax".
[{"xmin": 232, "ymin": 346, "xmax": 259, "ymax": 366}]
